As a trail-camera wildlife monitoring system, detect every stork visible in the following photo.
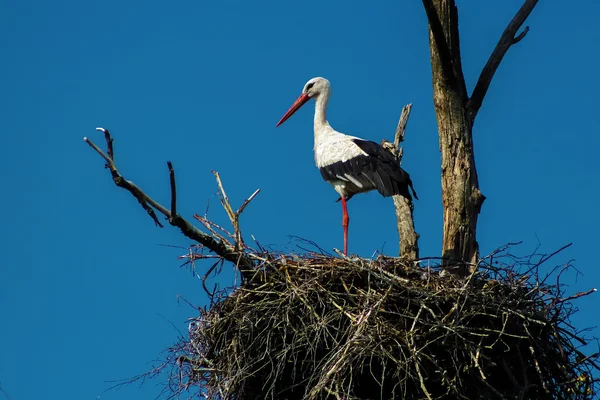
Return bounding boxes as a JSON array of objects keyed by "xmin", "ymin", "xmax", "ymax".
[{"xmin": 276, "ymin": 77, "xmax": 418, "ymax": 255}]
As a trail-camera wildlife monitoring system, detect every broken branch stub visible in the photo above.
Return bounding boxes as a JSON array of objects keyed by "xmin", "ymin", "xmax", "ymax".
[{"xmin": 381, "ymin": 103, "xmax": 419, "ymax": 259}]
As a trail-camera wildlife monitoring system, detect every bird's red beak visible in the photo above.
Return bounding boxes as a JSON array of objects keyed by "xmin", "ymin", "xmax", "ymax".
[{"xmin": 276, "ymin": 93, "xmax": 310, "ymax": 127}]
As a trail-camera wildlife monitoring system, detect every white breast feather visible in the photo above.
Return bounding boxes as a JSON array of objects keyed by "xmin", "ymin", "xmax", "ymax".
[{"xmin": 314, "ymin": 131, "xmax": 367, "ymax": 168}]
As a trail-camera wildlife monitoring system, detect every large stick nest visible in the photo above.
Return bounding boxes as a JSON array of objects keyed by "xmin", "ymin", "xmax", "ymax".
[{"xmin": 173, "ymin": 248, "xmax": 598, "ymax": 399}]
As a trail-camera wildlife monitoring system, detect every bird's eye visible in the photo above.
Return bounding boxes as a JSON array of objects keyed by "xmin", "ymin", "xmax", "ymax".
[{"xmin": 306, "ymin": 83, "xmax": 315, "ymax": 91}]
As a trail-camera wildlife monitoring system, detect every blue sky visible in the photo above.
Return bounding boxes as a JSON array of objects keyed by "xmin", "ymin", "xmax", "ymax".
[{"xmin": 1, "ymin": 0, "xmax": 598, "ymax": 399}]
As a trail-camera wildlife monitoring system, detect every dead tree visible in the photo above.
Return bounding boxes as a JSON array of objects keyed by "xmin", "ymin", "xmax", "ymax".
[{"xmin": 422, "ymin": 0, "xmax": 539, "ymax": 271}]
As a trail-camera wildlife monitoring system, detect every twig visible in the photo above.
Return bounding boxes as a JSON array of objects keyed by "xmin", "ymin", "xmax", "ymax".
[
  {"xmin": 237, "ymin": 189, "xmax": 261, "ymax": 215},
  {"xmin": 168, "ymin": 161, "xmax": 177, "ymax": 218},
  {"xmin": 84, "ymin": 132, "xmax": 164, "ymax": 227},
  {"xmin": 529, "ymin": 344, "xmax": 550, "ymax": 393},
  {"xmin": 213, "ymin": 171, "xmax": 236, "ymax": 224},
  {"xmin": 538, "ymin": 243, "xmax": 573, "ymax": 266},
  {"xmin": 409, "ymin": 306, "xmax": 433, "ymax": 400},
  {"xmin": 84, "ymin": 128, "xmax": 253, "ymax": 268},
  {"xmin": 555, "ymin": 288, "xmax": 597, "ymax": 305},
  {"xmin": 96, "ymin": 127, "xmax": 114, "ymax": 161},
  {"xmin": 212, "ymin": 171, "xmax": 260, "ymax": 250},
  {"xmin": 521, "ymin": 243, "xmax": 573, "ymax": 277},
  {"xmin": 415, "ymin": 361, "xmax": 433, "ymax": 400},
  {"xmin": 512, "ymin": 26, "xmax": 530, "ymax": 44},
  {"xmin": 467, "ymin": 0, "xmax": 540, "ymax": 122},
  {"xmin": 203, "ymin": 259, "xmax": 224, "ymax": 299}
]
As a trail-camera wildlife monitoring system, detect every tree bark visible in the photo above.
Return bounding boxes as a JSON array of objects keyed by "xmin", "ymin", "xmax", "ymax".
[
  {"xmin": 425, "ymin": 0, "xmax": 485, "ymax": 271},
  {"xmin": 383, "ymin": 104, "xmax": 419, "ymax": 260},
  {"xmin": 393, "ymin": 195, "xmax": 419, "ymax": 259}
]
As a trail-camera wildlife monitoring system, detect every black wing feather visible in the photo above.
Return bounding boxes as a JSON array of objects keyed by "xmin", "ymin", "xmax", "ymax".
[{"xmin": 351, "ymin": 139, "xmax": 418, "ymax": 201}]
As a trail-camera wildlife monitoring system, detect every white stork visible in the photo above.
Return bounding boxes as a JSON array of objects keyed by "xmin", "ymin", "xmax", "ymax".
[{"xmin": 276, "ymin": 77, "xmax": 418, "ymax": 255}]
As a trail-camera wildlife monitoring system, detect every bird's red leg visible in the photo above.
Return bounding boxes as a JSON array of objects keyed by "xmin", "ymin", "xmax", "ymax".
[{"xmin": 341, "ymin": 196, "xmax": 349, "ymax": 255}]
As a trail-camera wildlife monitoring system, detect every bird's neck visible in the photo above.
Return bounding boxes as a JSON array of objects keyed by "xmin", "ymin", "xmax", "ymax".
[
  {"xmin": 313, "ymin": 92, "xmax": 330, "ymax": 131},
  {"xmin": 312, "ymin": 91, "xmax": 341, "ymax": 155}
]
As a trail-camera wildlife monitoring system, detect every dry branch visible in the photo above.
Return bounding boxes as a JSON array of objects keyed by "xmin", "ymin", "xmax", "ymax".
[
  {"xmin": 84, "ymin": 128, "xmax": 255, "ymax": 269},
  {"xmin": 393, "ymin": 103, "xmax": 412, "ymax": 158},
  {"xmin": 468, "ymin": 0, "xmax": 540, "ymax": 123},
  {"xmin": 382, "ymin": 104, "xmax": 419, "ymax": 259},
  {"xmin": 212, "ymin": 170, "xmax": 261, "ymax": 251},
  {"xmin": 167, "ymin": 161, "xmax": 177, "ymax": 218}
]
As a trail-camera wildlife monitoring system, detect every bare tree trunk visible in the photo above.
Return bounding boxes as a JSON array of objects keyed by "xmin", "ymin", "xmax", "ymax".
[
  {"xmin": 427, "ymin": 0, "xmax": 484, "ymax": 268},
  {"xmin": 421, "ymin": 0, "xmax": 538, "ymax": 273}
]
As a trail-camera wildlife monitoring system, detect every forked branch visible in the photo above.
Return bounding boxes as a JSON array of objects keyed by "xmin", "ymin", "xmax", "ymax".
[
  {"xmin": 84, "ymin": 128, "xmax": 254, "ymax": 269},
  {"xmin": 213, "ymin": 170, "xmax": 260, "ymax": 251},
  {"xmin": 467, "ymin": 0, "xmax": 540, "ymax": 123}
]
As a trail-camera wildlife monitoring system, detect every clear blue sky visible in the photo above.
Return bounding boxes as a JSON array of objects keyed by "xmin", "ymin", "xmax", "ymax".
[{"xmin": 1, "ymin": 1, "xmax": 598, "ymax": 399}]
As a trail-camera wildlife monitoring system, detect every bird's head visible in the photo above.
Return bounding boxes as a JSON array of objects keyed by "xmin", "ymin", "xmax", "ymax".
[
  {"xmin": 302, "ymin": 77, "xmax": 330, "ymax": 97},
  {"xmin": 276, "ymin": 77, "xmax": 330, "ymax": 127}
]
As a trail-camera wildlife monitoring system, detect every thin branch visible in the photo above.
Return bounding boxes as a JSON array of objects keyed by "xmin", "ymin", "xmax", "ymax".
[
  {"xmin": 84, "ymin": 134, "xmax": 164, "ymax": 228},
  {"xmin": 168, "ymin": 161, "xmax": 177, "ymax": 218},
  {"xmin": 538, "ymin": 242, "xmax": 573, "ymax": 266},
  {"xmin": 84, "ymin": 129, "xmax": 253, "ymax": 268},
  {"xmin": 237, "ymin": 189, "xmax": 260, "ymax": 215},
  {"xmin": 214, "ymin": 171, "xmax": 238, "ymax": 247},
  {"xmin": 212, "ymin": 171, "xmax": 235, "ymax": 223},
  {"xmin": 96, "ymin": 127, "xmax": 114, "ymax": 161},
  {"xmin": 555, "ymin": 288, "xmax": 597, "ymax": 305},
  {"xmin": 512, "ymin": 26, "xmax": 530, "ymax": 44},
  {"xmin": 211, "ymin": 171, "xmax": 260, "ymax": 251},
  {"xmin": 467, "ymin": 0, "xmax": 539, "ymax": 123},
  {"xmin": 86, "ymin": 133, "xmax": 112, "ymax": 166},
  {"xmin": 421, "ymin": 0, "xmax": 457, "ymax": 86},
  {"xmin": 203, "ymin": 259, "xmax": 224, "ymax": 299}
]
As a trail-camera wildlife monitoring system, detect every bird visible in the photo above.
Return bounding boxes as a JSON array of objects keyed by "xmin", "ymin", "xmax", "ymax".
[{"xmin": 276, "ymin": 77, "xmax": 418, "ymax": 256}]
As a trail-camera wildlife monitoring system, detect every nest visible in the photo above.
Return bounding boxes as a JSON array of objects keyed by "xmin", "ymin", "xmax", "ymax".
[{"xmin": 172, "ymin": 247, "xmax": 598, "ymax": 400}]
